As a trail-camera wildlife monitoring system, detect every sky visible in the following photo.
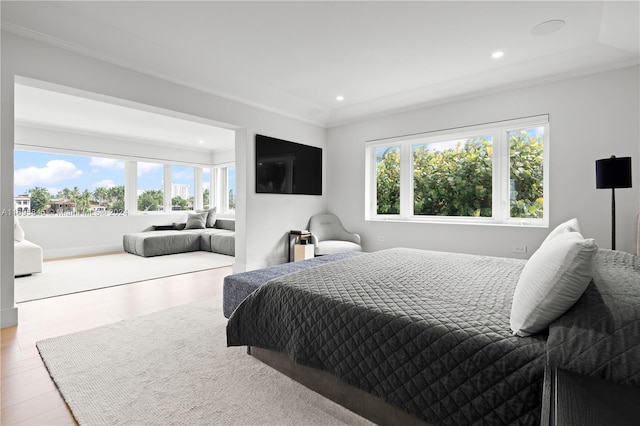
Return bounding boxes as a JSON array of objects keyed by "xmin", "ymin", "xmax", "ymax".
[{"xmin": 14, "ymin": 150, "xmax": 235, "ymax": 198}]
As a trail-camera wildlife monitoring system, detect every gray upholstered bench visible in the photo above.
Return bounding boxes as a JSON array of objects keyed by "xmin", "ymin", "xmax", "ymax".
[
  {"xmin": 223, "ymin": 251, "xmax": 363, "ymax": 318},
  {"xmin": 123, "ymin": 230, "xmax": 201, "ymax": 257}
]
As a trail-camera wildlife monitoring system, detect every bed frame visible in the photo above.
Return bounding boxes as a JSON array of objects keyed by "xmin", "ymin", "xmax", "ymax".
[{"xmin": 248, "ymin": 346, "xmax": 428, "ymax": 426}]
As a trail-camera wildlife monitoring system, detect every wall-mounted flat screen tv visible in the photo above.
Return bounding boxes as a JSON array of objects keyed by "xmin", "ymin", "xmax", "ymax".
[{"xmin": 256, "ymin": 134, "xmax": 322, "ymax": 195}]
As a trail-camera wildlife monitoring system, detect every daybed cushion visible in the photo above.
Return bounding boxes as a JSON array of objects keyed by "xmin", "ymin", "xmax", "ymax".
[
  {"xmin": 197, "ymin": 207, "xmax": 217, "ymax": 228},
  {"xmin": 209, "ymin": 231, "xmax": 235, "ymax": 256},
  {"xmin": 14, "ymin": 239, "xmax": 43, "ymax": 276},
  {"xmin": 214, "ymin": 218, "xmax": 235, "ymax": 231},
  {"xmin": 185, "ymin": 212, "xmax": 208, "ymax": 229},
  {"xmin": 123, "ymin": 231, "xmax": 201, "ymax": 257},
  {"xmin": 510, "ymin": 231, "xmax": 598, "ymax": 337}
]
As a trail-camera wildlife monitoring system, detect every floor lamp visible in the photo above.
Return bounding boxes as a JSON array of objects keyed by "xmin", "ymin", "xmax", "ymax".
[{"xmin": 595, "ymin": 155, "xmax": 632, "ymax": 250}]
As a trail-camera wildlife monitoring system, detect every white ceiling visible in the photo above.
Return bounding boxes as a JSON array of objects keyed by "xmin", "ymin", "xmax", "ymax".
[
  {"xmin": 3, "ymin": 1, "xmax": 639, "ymax": 145},
  {"xmin": 14, "ymin": 83, "xmax": 236, "ymax": 153}
]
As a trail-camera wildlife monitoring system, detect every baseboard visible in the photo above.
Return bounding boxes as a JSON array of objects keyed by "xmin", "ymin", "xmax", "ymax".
[{"xmin": 1, "ymin": 306, "xmax": 18, "ymax": 328}]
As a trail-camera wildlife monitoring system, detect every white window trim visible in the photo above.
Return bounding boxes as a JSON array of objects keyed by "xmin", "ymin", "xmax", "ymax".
[{"xmin": 366, "ymin": 115, "xmax": 549, "ymax": 227}]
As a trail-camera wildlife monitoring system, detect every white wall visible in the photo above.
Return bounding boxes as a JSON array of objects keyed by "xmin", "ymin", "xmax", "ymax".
[
  {"xmin": 1, "ymin": 31, "xmax": 326, "ymax": 327},
  {"xmin": 326, "ymin": 66, "xmax": 640, "ymax": 258}
]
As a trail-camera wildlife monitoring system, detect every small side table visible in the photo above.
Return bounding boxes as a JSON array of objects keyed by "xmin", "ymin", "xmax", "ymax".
[
  {"xmin": 288, "ymin": 231, "xmax": 312, "ymax": 262},
  {"xmin": 294, "ymin": 243, "xmax": 314, "ymax": 262},
  {"xmin": 541, "ymin": 367, "xmax": 640, "ymax": 426}
]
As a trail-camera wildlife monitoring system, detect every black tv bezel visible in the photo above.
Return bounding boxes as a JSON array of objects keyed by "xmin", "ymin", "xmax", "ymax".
[{"xmin": 255, "ymin": 134, "xmax": 322, "ymax": 195}]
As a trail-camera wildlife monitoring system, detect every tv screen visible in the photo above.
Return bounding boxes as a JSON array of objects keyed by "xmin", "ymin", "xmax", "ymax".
[{"xmin": 256, "ymin": 134, "xmax": 322, "ymax": 195}]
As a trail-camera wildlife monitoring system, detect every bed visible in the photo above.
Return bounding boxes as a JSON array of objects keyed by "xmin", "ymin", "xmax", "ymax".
[{"xmin": 226, "ymin": 244, "xmax": 640, "ymax": 424}]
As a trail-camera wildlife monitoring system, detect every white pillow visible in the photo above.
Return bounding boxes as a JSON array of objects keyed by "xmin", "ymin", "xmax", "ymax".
[
  {"xmin": 510, "ymin": 231, "xmax": 597, "ymax": 337},
  {"xmin": 14, "ymin": 217, "xmax": 25, "ymax": 242},
  {"xmin": 542, "ymin": 218, "xmax": 580, "ymax": 245}
]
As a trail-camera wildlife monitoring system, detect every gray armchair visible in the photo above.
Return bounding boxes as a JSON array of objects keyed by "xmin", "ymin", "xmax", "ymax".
[{"xmin": 308, "ymin": 213, "xmax": 362, "ymax": 256}]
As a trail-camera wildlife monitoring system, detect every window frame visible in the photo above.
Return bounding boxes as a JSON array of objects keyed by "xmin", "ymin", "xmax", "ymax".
[
  {"xmin": 365, "ymin": 115, "xmax": 549, "ymax": 227},
  {"xmin": 14, "ymin": 146, "xmax": 235, "ymax": 217}
]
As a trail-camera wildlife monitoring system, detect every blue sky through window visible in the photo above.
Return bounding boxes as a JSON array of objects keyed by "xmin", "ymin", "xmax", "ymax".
[{"xmin": 15, "ymin": 150, "xmax": 236, "ymax": 198}]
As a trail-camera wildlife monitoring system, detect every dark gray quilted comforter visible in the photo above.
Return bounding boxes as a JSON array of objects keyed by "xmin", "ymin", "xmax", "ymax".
[{"xmin": 226, "ymin": 248, "xmax": 640, "ymax": 425}]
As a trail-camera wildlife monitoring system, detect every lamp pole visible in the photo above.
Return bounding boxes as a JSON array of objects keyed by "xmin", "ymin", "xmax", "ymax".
[{"xmin": 611, "ymin": 187, "xmax": 616, "ymax": 250}]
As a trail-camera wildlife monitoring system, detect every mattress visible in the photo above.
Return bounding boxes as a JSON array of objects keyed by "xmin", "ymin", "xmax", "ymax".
[{"xmin": 227, "ymin": 248, "xmax": 547, "ymax": 425}]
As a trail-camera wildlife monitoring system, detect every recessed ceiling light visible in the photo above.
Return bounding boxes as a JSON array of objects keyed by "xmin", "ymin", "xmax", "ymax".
[
  {"xmin": 336, "ymin": 95, "xmax": 345, "ymax": 102},
  {"xmin": 492, "ymin": 51, "xmax": 504, "ymax": 59},
  {"xmin": 198, "ymin": 140, "xmax": 204, "ymax": 144},
  {"xmin": 532, "ymin": 19, "xmax": 566, "ymax": 36}
]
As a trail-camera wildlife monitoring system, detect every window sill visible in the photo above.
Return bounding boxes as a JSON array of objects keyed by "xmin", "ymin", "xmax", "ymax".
[{"xmin": 366, "ymin": 216, "xmax": 548, "ymax": 228}]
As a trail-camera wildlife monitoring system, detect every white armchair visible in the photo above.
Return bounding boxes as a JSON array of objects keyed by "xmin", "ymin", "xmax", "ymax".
[
  {"xmin": 308, "ymin": 213, "xmax": 362, "ymax": 256},
  {"xmin": 14, "ymin": 217, "xmax": 43, "ymax": 277}
]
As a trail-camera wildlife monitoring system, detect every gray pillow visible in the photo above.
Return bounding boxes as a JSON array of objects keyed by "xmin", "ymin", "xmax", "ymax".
[
  {"xmin": 185, "ymin": 212, "xmax": 208, "ymax": 229},
  {"xmin": 197, "ymin": 207, "xmax": 217, "ymax": 228}
]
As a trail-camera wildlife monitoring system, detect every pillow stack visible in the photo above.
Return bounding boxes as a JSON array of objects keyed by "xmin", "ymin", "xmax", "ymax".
[
  {"xmin": 510, "ymin": 218, "xmax": 598, "ymax": 337},
  {"xmin": 184, "ymin": 207, "xmax": 217, "ymax": 229}
]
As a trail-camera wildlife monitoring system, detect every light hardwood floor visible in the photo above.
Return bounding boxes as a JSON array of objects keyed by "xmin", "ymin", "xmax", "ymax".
[{"xmin": 1, "ymin": 266, "xmax": 232, "ymax": 425}]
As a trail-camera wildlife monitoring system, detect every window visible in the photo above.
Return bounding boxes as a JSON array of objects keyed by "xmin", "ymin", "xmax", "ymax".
[
  {"xmin": 137, "ymin": 162, "xmax": 164, "ymax": 212},
  {"xmin": 15, "ymin": 148, "xmax": 235, "ymax": 217},
  {"xmin": 203, "ymin": 168, "xmax": 211, "ymax": 209},
  {"xmin": 366, "ymin": 115, "xmax": 548, "ymax": 225},
  {"xmin": 170, "ymin": 165, "xmax": 194, "ymax": 211},
  {"xmin": 14, "ymin": 150, "xmax": 125, "ymax": 215},
  {"xmin": 227, "ymin": 166, "xmax": 236, "ymax": 212},
  {"xmin": 209, "ymin": 165, "xmax": 236, "ymax": 213}
]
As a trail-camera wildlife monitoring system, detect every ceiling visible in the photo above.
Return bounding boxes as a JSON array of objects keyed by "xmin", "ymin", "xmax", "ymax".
[
  {"xmin": 14, "ymin": 83, "xmax": 236, "ymax": 153},
  {"xmin": 3, "ymin": 1, "xmax": 639, "ymax": 142}
]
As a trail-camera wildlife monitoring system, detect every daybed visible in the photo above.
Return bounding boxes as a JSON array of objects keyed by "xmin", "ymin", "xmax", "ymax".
[
  {"xmin": 226, "ymin": 224, "xmax": 640, "ymax": 424},
  {"xmin": 123, "ymin": 217, "xmax": 235, "ymax": 257}
]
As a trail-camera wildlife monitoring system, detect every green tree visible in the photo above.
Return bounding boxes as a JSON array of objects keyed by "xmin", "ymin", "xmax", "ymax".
[
  {"xmin": 509, "ymin": 131, "xmax": 544, "ymax": 218},
  {"xmin": 203, "ymin": 188, "xmax": 210, "ymax": 209},
  {"xmin": 172, "ymin": 196, "xmax": 189, "ymax": 210},
  {"xmin": 376, "ymin": 147, "xmax": 400, "ymax": 214},
  {"xmin": 376, "ymin": 134, "xmax": 544, "ymax": 218},
  {"xmin": 108, "ymin": 185, "xmax": 125, "ymax": 211},
  {"xmin": 94, "ymin": 187, "xmax": 108, "ymax": 207},
  {"xmin": 27, "ymin": 186, "xmax": 51, "ymax": 215},
  {"xmin": 138, "ymin": 190, "xmax": 163, "ymax": 211},
  {"xmin": 229, "ymin": 189, "xmax": 235, "ymax": 210},
  {"xmin": 413, "ymin": 138, "xmax": 493, "ymax": 217}
]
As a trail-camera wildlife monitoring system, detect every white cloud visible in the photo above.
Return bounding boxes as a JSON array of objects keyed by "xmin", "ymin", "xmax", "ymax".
[
  {"xmin": 93, "ymin": 179, "xmax": 116, "ymax": 189},
  {"xmin": 90, "ymin": 158, "xmax": 125, "ymax": 169},
  {"xmin": 14, "ymin": 160, "xmax": 83, "ymax": 186},
  {"xmin": 137, "ymin": 162, "xmax": 163, "ymax": 176}
]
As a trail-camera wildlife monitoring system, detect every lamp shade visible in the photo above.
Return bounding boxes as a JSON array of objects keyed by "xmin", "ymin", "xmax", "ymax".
[{"xmin": 596, "ymin": 156, "xmax": 632, "ymax": 189}]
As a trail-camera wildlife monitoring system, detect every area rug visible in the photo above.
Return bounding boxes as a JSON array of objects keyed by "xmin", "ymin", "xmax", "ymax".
[
  {"xmin": 36, "ymin": 300, "xmax": 371, "ymax": 425},
  {"xmin": 15, "ymin": 252, "xmax": 234, "ymax": 303}
]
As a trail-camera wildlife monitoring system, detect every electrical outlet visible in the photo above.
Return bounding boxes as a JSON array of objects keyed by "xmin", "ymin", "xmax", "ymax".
[
  {"xmin": 512, "ymin": 245, "xmax": 527, "ymax": 254},
  {"xmin": 377, "ymin": 236, "xmax": 385, "ymax": 242}
]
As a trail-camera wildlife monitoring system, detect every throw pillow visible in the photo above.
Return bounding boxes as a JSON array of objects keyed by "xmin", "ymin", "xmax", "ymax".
[
  {"xmin": 510, "ymin": 231, "xmax": 597, "ymax": 337},
  {"xmin": 14, "ymin": 216, "xmax": 25, "ymax": 242},
  {"xmin": 197, "ymin": 207, "xmax": 217, "ymax": 228},
  {"xmin": 542, "ymin": 218, "xmax": 580, "ymax": 245},
  {"xmin": 185, "ymin": 212, "xmax": 208, "ymax": 229}
]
